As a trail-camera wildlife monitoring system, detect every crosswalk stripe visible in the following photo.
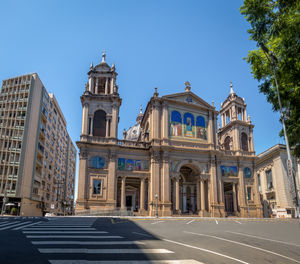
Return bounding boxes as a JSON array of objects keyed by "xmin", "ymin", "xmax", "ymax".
[
  {"xmin": 22, "ymin": 228, "xmax": 96, "ymax": 231},
  {"xmin": 38, "ymin": 248, "xmax": 174, "ymax": 254},
  {"xmin": 13, "ymin": 221, "xmax": 44, "ymax": 230},
  {"xmin": 0, "ymin": 221, "xmax": 9, "ymax": 225},
  {"xmin": 23, "ymin": 231, "xmax": 108, "ymax": 234},
  {"xmin": 27, "ymin": 235, "xmax": 123, "ymax": 239},
  {"xmin": 48, "ymin": 260, "xmax": 204, "ymax": 264},
  {"xmin": 0, "ymin": 221, "xmax": 19, "ymax": 228},
  {"xmin": 32, "ymin": 241, "xmax": 144, "ymax": 245},
  {"xmin": 0, "ymin": 221, "xmax": 32, "ymax": 230},
  {"xmin": 33, "ymin": 225, "xmax": 93, "ymax": 227}
]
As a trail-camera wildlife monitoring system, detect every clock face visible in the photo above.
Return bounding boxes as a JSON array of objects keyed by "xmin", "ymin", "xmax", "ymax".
[{"xmin": 91, "ymin": 156, "xmax": 105, "ymax": 169}]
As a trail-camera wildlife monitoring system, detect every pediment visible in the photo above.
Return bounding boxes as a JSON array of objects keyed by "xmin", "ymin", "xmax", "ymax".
[{"xmin": 162, "ymin": 92, "xmax": 214, "ymax": 110}]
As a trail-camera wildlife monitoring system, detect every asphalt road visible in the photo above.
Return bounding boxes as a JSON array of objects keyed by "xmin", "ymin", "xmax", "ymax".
[{"xmin": 0, "ymin": 216, "xmax": 300, "ymax": 264}]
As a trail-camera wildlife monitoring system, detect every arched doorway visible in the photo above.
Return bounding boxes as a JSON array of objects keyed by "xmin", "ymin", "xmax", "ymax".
[{"xmin": 180, "ymin": 166, "xmax": 197, "ymax": 214}]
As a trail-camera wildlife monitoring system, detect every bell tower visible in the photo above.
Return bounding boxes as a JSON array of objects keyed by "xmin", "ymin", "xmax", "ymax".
[
  {"xmin": 218, "ymin": 83, "xmax": 254, "ymax": 154},
  {"xmin": 81, "ymin": 52, "xmax": 121, "ymax": 140}
]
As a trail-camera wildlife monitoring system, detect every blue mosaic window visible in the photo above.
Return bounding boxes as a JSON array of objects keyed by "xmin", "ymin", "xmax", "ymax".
[
  {"xmin": 171, "ymin": 111, "xmax": 182, "ymax": 123},
  {"xmin": 183, "ymin": 113, "xmax": 195, "ymax": 126},
  {"xmin": 244, "ymin": 167, "xmax": 252, "ymax": 178},
  {"xmin": 196, "ymin": 116, "xmax": 205, "ymax": 127}
]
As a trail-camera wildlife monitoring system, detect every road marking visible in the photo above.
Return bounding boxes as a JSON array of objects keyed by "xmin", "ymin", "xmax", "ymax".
[
  {"xmin": 186, "ymin": 219, "xmax": 195, "ymax": 225},
  {"xmin": 215, "ymin": 220, "xmax": 218, "ymax": 225},
  {"xmin": 0, "ymin": 221, "xmax": 32, "ymax": 230},
  {"xmin": 234, "ymin": 220, "xmax": 242, "ymax": 225},
  {"xmin": 0, "ymin": 221, "xmax": 19, "ymax": 228},
  {"xmin": 185, "ymin": 231, "xmax": 300, "ymax": 264},
  {"xmin": 13, "ymin": 221, "xmax": 44, "ymax": 230},
  {"xmin": 27, "ymin": 235, "xmax": 123, "ymax": 239},
  {"xmin": 227, "ymin": 231, "xmax": 300, "ymax": 247},
  {"xmin": 49, "ymin": 260, "xmax": 204, "ymax": 264},
  {"xmin": 34, "ymin": 225, "xmax": 92, "ymax": 227},
  {"xmin": 22, "ymin": 228, "xmax": 96, "ymax": 231},
  {"xmin": 151, "ymin": 221, "xmax": 165, "ymax": 225},
  {"xmin": 0, "ymin": 221, "xmax": 9, "ymax": 225},
  {"xmin": 23, "ymin": 231, "xmax": 108, "ymax": 234},
  {"xmin": 163, "ymin": 238, "xmax": 249, "ymax": 264},
  {"xmin": 38, "ymin": 248, "xmax": 174, "ymax": 254},
  {"xmin": 132, "ymin": 231, "xmax": 152, "ymax": 237},
  {"xmin": 32, "ymin": 241, "xmax": 145, "ymax": 245}
]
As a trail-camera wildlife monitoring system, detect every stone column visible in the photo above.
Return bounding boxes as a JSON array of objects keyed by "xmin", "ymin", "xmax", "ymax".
[
  {"xmin": 233, "ymin": 183, "xmax": 237, "ymax": 213},
  {"xmin": 139, "ymin": 178, "xmax": 145, "ymax": 212},
  {"xmin": 121, "ymin": 177, "xmax": 126, "ymax": 209},
  {"xmin": 81, "ymin": 103, "xmax": 88, "ymax": 135},
  {"xmin": 207, "ymin": 111, "xmax": 212, "ymax": 145},
  {"xmin": 110, "ymin": 78, "xmax": 114, "ymax": 94},
  {"xmin": 196, "ymin": 180, "xmax": 200, "ymax": 212},
  {"xmin": 183, "ymin": 185, "xmax": 187, "ymax": 213},
  {"xmin": 149, "ymin": 151, "xmax": 160, "ymax": 216},
  {"xmin": 161, "ymin": 152, "xmax": 171, "ymax": 215},
  {"xmin": 105, "ymin": 78, "xmax": 108, "ymax": 94},
  {"xmin": 201, "ymin": 179, "xmax": 205, "ymax": 212},
  {"xmin": 162, "ymin": 103, "xmax": 168, "ymax": 140},
  {"xmin": 76, "ymin": 150, "xmax": 88, "ymax": 211},
  {"xmin": 107, "ymin": 152, "xmax": 117, "ymax": 209},
  {"xmin": 89, "ymin": 116, "xmax": 93, "ymax": 136},
  {"xmin": 207, "ymin": 180, "xmax": 211, "ymax": 212},
  {"xmin": 191, "ymin": 185, "xmax": 195, "ymax": 212},
  {"xmin": 175, "ymin": 177, "xmax": 180, "ymax": 212},
  {"xmin": 95, "ymin": 78, "xmax": 99, "ymax": 94},
  {"xmin": 152, "ymin": 101, "xmax": 160, "ymax": 139},
  {"xmin": 105, "ymin": 117, "xmax": 110, "ymax": 137},
  {"xmin": 88, "ymin": 77, "xmax": 93, "ymax": 93},
  {"xmin": 111, "ymin": 103, "xmax": 118, "ymax": 138}
]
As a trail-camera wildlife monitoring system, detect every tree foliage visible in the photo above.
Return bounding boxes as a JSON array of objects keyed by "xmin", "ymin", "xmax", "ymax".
[{"xmin": 240, "ymin": 0, "xmax": 300, "ymax": 157}]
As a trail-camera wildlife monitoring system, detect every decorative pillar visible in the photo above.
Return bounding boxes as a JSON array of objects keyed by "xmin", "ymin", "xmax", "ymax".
[
  {"xmin": 149, "ymin": 150, "xmax": 160, "ymax": 216},
  {"xmin": 111, "ymin": 103, "xmax": 118, "ymax": 138},
  {"xmin": 105, "ymin": 117, "xmax": 110, "ymax": 137},
  {"xmin": 200, "ymin": 179, "xmax": 205, "ymax": 213},
  {"xmin": 81, "ymin": 103, "xmax": 89, "ymax": 135},
  {"xmin": 183, "ymin": 185, "xmax": 187, "ymax": 213},
  {"xmin": 110, "ymin": 78, "xmax": 114, "ymax": 94},
  {"xmin": 121, "ymin": 177, "xmax": 126, "ymax": 209},
  {"xmin": 89, "ymin": 116, "xmax": 93, "ymax": 136},
  {"xmin": 95, "ymin": 78, "xmax": 99, "ymax": 94},
  {"xmin": 152, "ymin": 101, "xmax": 160, "ymax": 139},
  {"xmin": 196, "ymin": 180, "xmax": 200, "ymax": 212},
  {"xmin": 105, "ymin": 78, "xmax": 108, "ymax": 94},
  {"xmin": 139, "ymin": 178, "xmax": 145, "ymax": 212},
  {"xmin": 233, "ymin": 183, "xmax": 237, "ymax": 213},
  {"xmin": 88, "ymin": 77, "xmax": 93, "ymax": 93},
  {"xmin": 76, "ymin": 150, "xmax": 88, "ymax": 211},
  {"xmin": 207, "ymin": 111, "xmax": 212, "ymax": 145},
  {"xmin": 191, "ymin": 185, "xmax": 195, "ymax": 212},
  {"xmin": 162, "ymin": 103, "xmax": 168, "ymax": 140},
  {"xmin": 207, "ymin": 180, "xmax": 211, "ymax": 212},
  {"xmin": 161, "ymin": 152, "xmax": 171, "ymax": 215},
  {"xmin": 107, "ymin": 151, "xmax": 117, "ymax": 209},
  {"xmin": 175, "ymin": 177, "xmax": 180, "ymax": 212}
]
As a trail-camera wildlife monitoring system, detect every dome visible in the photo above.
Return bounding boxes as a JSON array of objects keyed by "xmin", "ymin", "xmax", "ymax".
[{"xmin": 124, "ymin": 107, "xmax": 144, "ymax": 141}]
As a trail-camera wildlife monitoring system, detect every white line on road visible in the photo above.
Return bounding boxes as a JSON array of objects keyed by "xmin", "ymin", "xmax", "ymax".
[
  {"xmin": 151, "ymin": 221, "xmax": 165, "ymax": 225},
  {"xmin": 163, "ymin": 238, "xmax": 249, "ymax": 264},
  {"xmin": 13, "ymin": 221, "xmax": 44, "ymax": 230},
  {"xmin": 38, "ymin": 248, "xmax": 174, "ymax": 254},
  {"xmin": 185, "ymin": 231, "xmax": 300, "ymax": 264},
  {"xmin": 0, "ymin": 221, "xmax": 9, "ymax": 225},
  {"xmin": 215, "ymin": 220, "xmax": 218, "ymax": 225},
  {"xmin": 0, "ymin": 221, "xmax": 19, "ymax": 228},
  {"xmin": 227, "ymin": 231, "xmax": 300, "ymax": 247},
  {"xmin": 48, "ymin": 260, "xmax": 204, "ymax": 264},
  {"xmin": 32, "ymin": 241, "xmax": 145, "ymax": 245},
  {"xmin": 132, "ymin": 231, "xmax": 152, "ymax": 237},
  {"xmin": 23, "ymin": 231, "xmax": 107, "ymax": 234},
  {"xmin": 186, "ymin": 219, "xmax": 195, "ymax": 225},
  {"xmin": 27, "ymin": 235, "xmax": 123, "ymax": 239},
  {"xmin": 0, "ymin": 221, "xmax": 32, "ymax": 230},
  {"xmin": 22, "ymin": 228, "xmax": 96, "ymax": 231},
  {"xmin": 34, "ymin": 225, "xmax": 93, "ymax": 227},
  {"xmin": 234, "ymin": 220, "xmax": 242, "ymax": 225}
]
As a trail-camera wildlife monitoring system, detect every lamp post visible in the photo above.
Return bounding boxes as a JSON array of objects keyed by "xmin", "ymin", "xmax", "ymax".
[
  {"xmin": 1, "ymin": 190, "xmax": 7, "ymax": 215},
  {"xmin": 260, "ymin": 43, "xmax": 300, "ymax": 218},
  {"xmin": 155, "ymin": 194, "xmax": 158, "ymax": 218}
]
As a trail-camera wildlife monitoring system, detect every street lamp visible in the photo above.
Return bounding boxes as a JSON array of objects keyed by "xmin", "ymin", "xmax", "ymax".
[
  {"xmin": 155, "ymin": 194, "xmax": 158, "ymax": 218},
  {"xmin": 260, "ymin": 43, "xmax": 300, "ymax": 218}
]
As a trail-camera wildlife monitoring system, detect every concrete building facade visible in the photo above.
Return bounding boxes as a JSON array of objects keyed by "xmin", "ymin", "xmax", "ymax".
[
  {"xmin": 256, "ymin": 144, "xmax": 300, "ymax": 218},
  {"xmin": 0, "ymin": 73, "xmax": 76, "ymax": 216},
  {"xmin": 76, "ymin": 54, "xmax": 262, "ymax": 217}
]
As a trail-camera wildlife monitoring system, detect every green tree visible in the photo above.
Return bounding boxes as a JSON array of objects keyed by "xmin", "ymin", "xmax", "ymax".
[{"xmin": 240, "ymin": 0, "xmax": 300, "ymax": 157}]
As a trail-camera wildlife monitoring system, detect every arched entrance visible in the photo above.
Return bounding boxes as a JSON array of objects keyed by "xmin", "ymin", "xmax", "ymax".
[{"xmin": 180, "ymin": 166, "xmax": 197, "ymax": 214}]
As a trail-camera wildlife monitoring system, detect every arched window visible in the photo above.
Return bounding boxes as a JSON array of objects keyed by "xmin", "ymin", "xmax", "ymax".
[
  {"xmin": 170, "ymin": 111, "xmax": 182, "ymax": 137},
  {"xmin": 196, "ymin": 116, "xmax": 205, "ymax": 127},
  {"xmin": 171, "ymin": 111, "xmax": 182, "ymax": 123},
  {"xmin": 241, "ymin": 132, "xmax": 248, "ymax": 151},
  {"xmin": 224, "ymin": 136, "xmax": 231, "ymax": 151},
  {"xmin": 93, "ymin": 110, "xmax": 106, "ymax": 137}
]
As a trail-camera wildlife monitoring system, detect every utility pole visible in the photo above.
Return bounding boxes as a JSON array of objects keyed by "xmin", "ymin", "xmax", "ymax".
[
  {"xmin": 260, "ymin": 43, "xmax": 300, "ymax": 218},
  {"xmin": 155, "ymin": 194, "xmax": 158, "ymax": 218}
]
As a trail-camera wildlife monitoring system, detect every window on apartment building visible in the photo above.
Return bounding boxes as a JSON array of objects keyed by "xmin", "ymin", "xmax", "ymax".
[
  {"xmin": 93, "ymin": 179, "xmax": 101, "ymax": 195},
  {"xmin": 266, "ymin": 169, "xmax": 273, "ymax": 189}
]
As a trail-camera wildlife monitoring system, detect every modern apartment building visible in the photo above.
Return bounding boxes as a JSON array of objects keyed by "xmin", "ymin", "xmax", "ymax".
[{"xmin": 0, "ymin": 73, "xmax": 76, "ymax": 216}]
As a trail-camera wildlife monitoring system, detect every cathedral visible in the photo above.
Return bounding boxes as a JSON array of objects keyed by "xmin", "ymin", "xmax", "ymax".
[{"xmin": 76, "ymin": 53, "xmax": 262, "ymax": 218}]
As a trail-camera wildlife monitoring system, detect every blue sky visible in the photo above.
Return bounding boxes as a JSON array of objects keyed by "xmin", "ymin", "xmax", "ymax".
[{"xmin": 0, "ymin": 1, "xmax": 284, "ymax": 191}]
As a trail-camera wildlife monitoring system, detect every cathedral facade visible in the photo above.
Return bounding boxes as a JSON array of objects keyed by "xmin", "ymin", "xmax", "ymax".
[{"xmin": 76, "ymin": 54, "xmax": 262, "ymax": 217}]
